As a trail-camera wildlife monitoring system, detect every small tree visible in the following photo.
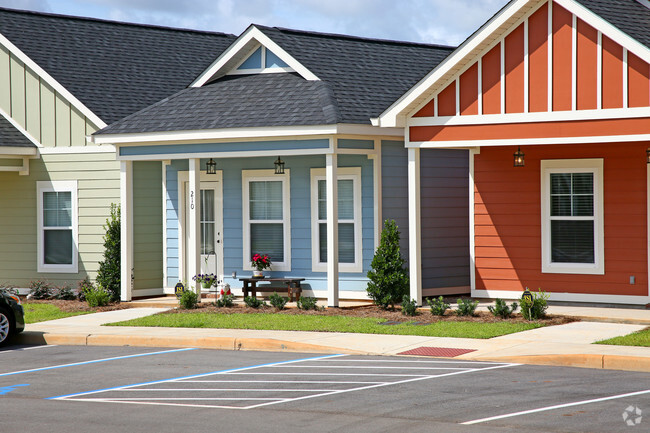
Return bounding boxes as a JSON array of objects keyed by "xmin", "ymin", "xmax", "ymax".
[
  {"xmin": 366, "ymin": 219, "xmax": 409, "ymax": 310},
  {"xmin": 97, "ymin": 204, "xmax": 121, "ymax": 302}
]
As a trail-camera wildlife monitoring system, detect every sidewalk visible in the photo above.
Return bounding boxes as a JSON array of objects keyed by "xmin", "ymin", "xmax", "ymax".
[{"xmin": 16, "ymin": 303, "xmax": 650, "ymax": 373}]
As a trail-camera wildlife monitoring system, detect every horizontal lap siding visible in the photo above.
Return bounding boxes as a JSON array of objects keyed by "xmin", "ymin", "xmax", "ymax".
[
  {"xmin": 475, "ymin": 143, "xmax": 648, "ymax": 296},
  {"xmin": 381, "ymin": 141, "xmax": 409, "ymax": 263}
]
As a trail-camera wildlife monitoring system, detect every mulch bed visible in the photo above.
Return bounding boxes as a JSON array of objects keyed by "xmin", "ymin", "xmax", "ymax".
[{"xmin": 24, "ymin": 299, "xmax": 128, "ymax": 313}]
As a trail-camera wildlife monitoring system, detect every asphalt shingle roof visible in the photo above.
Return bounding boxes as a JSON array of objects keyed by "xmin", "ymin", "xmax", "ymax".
[
  {"xmin": 0, "ymin": 8, "xmax": 237, "ymax": 124},
  {"xmin": 575, "ymin": 0, "xmax": 650, "ymax": 50},
  {"xmin": 0, "ymin": 116, "xmax": 34, "ymax": 148}
]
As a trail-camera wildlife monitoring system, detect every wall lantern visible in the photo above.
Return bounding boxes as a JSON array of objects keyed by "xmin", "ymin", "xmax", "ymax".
[
  {"xmin": 646, "ymin": 148, "xmax": 650, "ymax": 164},
  {"xmin": 274, "ymin": 156, "xmax": 285, "ymax": 175},
  {"xmin": 513, "ymin": 146, "xmax": 525, "ymax": 167},
  {"xmin": 206, "ymin": 158, "xmax": 217, "ymax": 175}
]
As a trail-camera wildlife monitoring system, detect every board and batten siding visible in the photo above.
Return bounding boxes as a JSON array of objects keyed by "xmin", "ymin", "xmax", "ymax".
[
  {"xmin": 0, "ymin": 152, "xmax": 119, "ymax": 287},
  {"xmin": 381, "ymin": 141, "xmax": 470, "ymax": 292},
  {"xmin": 0, "ymin": 44, "xmax": 99, "ymax": 147}
]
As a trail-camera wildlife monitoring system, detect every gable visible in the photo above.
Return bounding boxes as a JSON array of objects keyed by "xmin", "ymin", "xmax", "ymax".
[{"xmin": 231, "ymin": 44, "xmax": 293, "ymax": 74}]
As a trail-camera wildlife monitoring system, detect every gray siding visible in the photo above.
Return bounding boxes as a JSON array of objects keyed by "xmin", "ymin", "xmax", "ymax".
[{"xmin": 381, "ymin": 141, "xmax": 410, "ymax": 263}]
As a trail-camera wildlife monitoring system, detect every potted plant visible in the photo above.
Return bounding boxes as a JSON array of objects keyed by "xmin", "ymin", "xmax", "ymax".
[
  {"xmin": 192, "ymin": 273, "xmax": 217, "ymax": 289},
  {"xmin": 251, "ymin": 253, "xmax": 271, "ymax": 278}
]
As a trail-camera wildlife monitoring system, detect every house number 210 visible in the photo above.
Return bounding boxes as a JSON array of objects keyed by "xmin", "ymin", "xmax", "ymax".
[{"xmin": 190, "ymin": 191, "xmax": 194, "ymax": 210}]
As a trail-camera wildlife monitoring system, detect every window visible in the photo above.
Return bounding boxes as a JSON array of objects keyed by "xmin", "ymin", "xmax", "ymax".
[
  {"xmin": 232, "ymin": 45, "xmax": 291, "ymax": 74},
  {"xmin": 37, "ymin": 181, "xmax": 78, "ymax": 273},
  {"xmin": 541, "ymin": 159, "xmax": 603, "ymax": 274},
  {"xmin": 311, "ymin": 167, "xmax": 362, "ymax": 273},
  {"xmin": 242, "ymin": 170, "xmax": 291, "ymax": 271}
]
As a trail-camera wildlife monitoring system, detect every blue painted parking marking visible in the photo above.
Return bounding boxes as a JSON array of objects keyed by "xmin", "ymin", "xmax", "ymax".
[{"xmin": 0, "ymin": 384, "xmax": 29, "ymax": 395}]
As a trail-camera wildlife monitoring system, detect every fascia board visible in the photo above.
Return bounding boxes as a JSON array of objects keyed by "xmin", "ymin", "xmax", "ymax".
[
  {"xmin": 0, "ymin": 32, "xmax": 106, "ymax": 129},
  {"xmin": 0, "ymin": 146, "xmax": 37, "ymax": 156}
]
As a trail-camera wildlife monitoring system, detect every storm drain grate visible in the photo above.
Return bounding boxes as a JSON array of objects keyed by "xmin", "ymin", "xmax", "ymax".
[{"xmin": 397, "ymin": 347, "xmax": 477, "ymax": 357}]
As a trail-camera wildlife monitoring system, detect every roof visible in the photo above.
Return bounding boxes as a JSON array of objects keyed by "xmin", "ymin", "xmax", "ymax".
[
  {"xmin": 0, "ymin": 116, "xmax": 34, "ymax": 148},
  {"xmin": 575, "ymin": 0, "xmax": 650, "ymax": 50},
  {"xmin": 0, "ymin": 8, "xmax": 237, "ymax": 124},
  {"xmin": 96, "ymin": 26, "xmax": 454, "ymax": 135}
]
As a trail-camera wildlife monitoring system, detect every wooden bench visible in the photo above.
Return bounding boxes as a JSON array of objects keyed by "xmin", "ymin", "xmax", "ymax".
[{"xmin": 239, "ymin": 277, "xmax": 305, "ymax": 302}]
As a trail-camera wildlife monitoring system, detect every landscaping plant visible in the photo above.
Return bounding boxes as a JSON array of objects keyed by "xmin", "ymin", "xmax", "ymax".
[
  {"xmin": 244, "ymin": 296, "xmax": 266, "ymax": 309},
  {"xmin": 215, "ymin": 294, "xmax": 234, "ymax": 308},
  {"xmin": 455, "ymin": 298, "xmax": 479, "ymax": 316},
  {"xmin": 178, "ymin": 289, "xmax": 199, "ymax": 309},
  {"xmin": 28, "ymin": 280, "xmax": 54, "ymax": 300},
  {"xmin": 54, "ymin": 284, "xmax": 76, "ymax": 301},
  {"xmin": 84, "ymin": 285, "xmax": 111, "ymax": 307},
  {"xmin": 366, "ymin": 219, "xmax": 409, "ymax": 310},
  {"xmin": 269, "ymin": 292, "xmax": 288, "ymax": 310},
  {"xmin": 488, "ymin": 298, "xmax": 518, "ymax": 319},
  {"xmin": 297, "ymin": 296, "xmax": 320, "ymax": 311},
  {"xmin": 96, "ymin": 203, "xmax": 121, "ymax": 302},
  {"xmin": 401, "ymin": 295, "xmax": 418, "ymax": 316},
  {"xmin": 520, "ymin": 288, "xmax": 550, "ymax": 320},
  {"xmin": 427, "ymin": 296, "xmax": 450, "ymax": 316}
]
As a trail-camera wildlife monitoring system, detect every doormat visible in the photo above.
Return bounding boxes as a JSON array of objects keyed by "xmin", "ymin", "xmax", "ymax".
[{"xmin": 397, "ymin": 347, "xmax": 476, "ymax": 357}]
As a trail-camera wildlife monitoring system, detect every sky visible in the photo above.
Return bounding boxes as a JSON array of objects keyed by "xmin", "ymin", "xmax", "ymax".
[{"xmin": 0, "ymin": 0, "xmax": 509, "ymax": 46}]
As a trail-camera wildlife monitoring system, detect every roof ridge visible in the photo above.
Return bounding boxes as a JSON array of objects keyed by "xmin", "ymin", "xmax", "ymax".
[
  {"xmin": 253, "ymin": 24, "xmax": 456, "ymax": 50},
  {"xmin": 0, "ymin": 6, "xmax": 236, "ymax": 38}
]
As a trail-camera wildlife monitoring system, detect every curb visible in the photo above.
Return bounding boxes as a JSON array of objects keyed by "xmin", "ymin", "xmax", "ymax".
[{"xmin": 474, "ymin": 353, "xmax": 650, "ymax": 372}]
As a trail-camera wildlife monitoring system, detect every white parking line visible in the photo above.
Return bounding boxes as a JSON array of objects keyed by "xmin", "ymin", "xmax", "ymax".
[
  {"xmin": 0, "ymin": 345, "xmax": 58, "ymax": 353},
  {"xmin": 268, "ymin": 365, "xmax": 473, "ymax": 370}
]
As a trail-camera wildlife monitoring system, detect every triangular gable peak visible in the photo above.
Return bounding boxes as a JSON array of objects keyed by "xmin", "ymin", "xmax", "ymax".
[{"xmin": 191, "ymin": 25, "xmax": 319, "ymax": 87}]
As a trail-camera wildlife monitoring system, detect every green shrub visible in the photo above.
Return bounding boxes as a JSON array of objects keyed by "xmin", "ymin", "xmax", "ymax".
[
  {"xmin": 76, "ymin": 278, "xmax": 95, "ymax": 302},
  {"xmin": 297, "ymin": 296, "xmax": 320, "ymax": 311},
  {"xmin": 215, "ymin": 294, "xmax": 235, "ymax": 308},
  {"xmin": 269, "ymin": 292, "xmax": 288, "ymax": 310},
  {"xmin": 178, "ymin": 290, "xmax": 199, "ymax": 309},
  {"xmin": 84, "ymin": 286, "xmax": 111, "ymax": 307},
  {"xmin": 455, "ymin": 298, "xmax": 479, "ymax": 316},
  {"xmin": 28, "ymin": 280, "xmax": 54, "ymax": 300},
  {"xmin": 401, "ymin": 295, "xmax": 418, "ymax": 316},
  {"xmin": 427, "ymin": 296, "xmax": 450, "ymax": 316},
  {"xmin": 520, "ymin": 289, "xmax": 550, "ymax": 320},
  {"xmin": 366, "ymin": 219, "xmax": 409, "ymax": 310},
  {"xmin": 97, "ymin": 204, "xmax": 121, "ymax": 302},
  {"xmin": 488, "ymin": 298, "xmax": 518, "ymax": 319},
  {"xmin": 54, "ymin": 285, "xmax": 76, "ymax": 300},
  {"xmin": 244, "ymin": 296, "xmax": 266, "ymax": 309}
]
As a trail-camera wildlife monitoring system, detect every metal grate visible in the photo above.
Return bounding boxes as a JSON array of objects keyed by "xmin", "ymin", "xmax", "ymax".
[{"xmin": 397, "ymin": 347, "xmax": 476, "ymax": 357}]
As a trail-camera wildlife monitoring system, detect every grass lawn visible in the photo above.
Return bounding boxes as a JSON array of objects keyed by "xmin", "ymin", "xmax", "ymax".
[
  {"xmin": 108, "ymin": 312, "xmax": 545, "ymax": 339},
  {"xmin": 595, "ymin": 327, "xmax": 650, "ymax": 347},
  {"xmin": 23, "ymin": 303, "xmax": 89, "ymax": 324}
]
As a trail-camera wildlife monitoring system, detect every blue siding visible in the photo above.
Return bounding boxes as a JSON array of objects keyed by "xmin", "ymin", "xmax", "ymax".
[
  {"xmin": 120, "ymin": 139, "xmax": 330, "ymax": 157},
  {"xmin": 165, "ymin": 161, "xmax": 185, "ymax": 287},
  {"xmin": 381, "ymin": 141, "xmax": 410, "ymax": 262},
  {"xmin": 338, "ymin": 139, "xmax": 374, "ymax": 150}
]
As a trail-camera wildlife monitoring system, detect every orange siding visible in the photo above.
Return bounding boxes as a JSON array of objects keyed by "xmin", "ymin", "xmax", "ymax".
[
  {"xmin": 474, "ymin": 143, "xmax": 648, "ymax": 296},
  {"xmin": 528, "ymin": 3, "xmax": 548, "ymax": 112},
  {"xmin": 413, "ymin": 99, "xmax": 435, "ymax": 117},
  {"xmin": 628, "ymin": 52, "xmax": 650, "ymax": 108},
  {"xmin": 505, "ymin": 23, "xmax": 525, "ymax": 113},
  {"xmin": 482, "ymin": 45, "xmax": 501, "ymax": 115},
  {"xmin": 552, "ymin": 3, "xmax": 573, "ymax": 111},
  {"xmin": 438, "ymin": 81, "xmax": 457, "ymax": 116},
  {"xmin": 602, "ymin": 35, "xmax": 624, "ymax": 109},
  {"xmin": 460, "ymin": 63, "xmax": 479, "ymax": 115},
  {"xmin": 576, "ymin": 19, "xmax": 598, "ymax": 110}
]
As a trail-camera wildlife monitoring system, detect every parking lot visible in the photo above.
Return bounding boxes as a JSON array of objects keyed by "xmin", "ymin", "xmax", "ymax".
[{"xmin": 2, "ymin": 345, "xmax": 649, "ymax": 432}]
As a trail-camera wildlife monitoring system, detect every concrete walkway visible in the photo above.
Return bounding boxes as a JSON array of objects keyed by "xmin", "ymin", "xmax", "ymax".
[{"xmin": 17, "ymin": 303, "xmax": 650, "ymax": 373}]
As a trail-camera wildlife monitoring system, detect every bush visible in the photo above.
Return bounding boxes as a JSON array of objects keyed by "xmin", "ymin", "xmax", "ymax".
[
  {"xmin": 244, "ymin": 296, "xmax": 266, "ymax": 309},
  {"xmin": 269, "ymin": 292, "xmax": 287, "ymax": 310},
  {"xmin": 54, "ymin": 285, "xmax": 76, "ymax": 300},
  {"xmin": 297, "ymin": 296, "xmax": 320, "ymax": 311},
  {"xmin": 76, "ymin": 278, "xmax": 95, "ymax": 302},
  {"xmin": 401, "ymin": 295, "xmax": 418, "ymax": 317},
  {"xmin": 84, "ymin": 286, "xmax": 111, "ymax": 307},
  {"xmin": 366, "ymin": 219, "xmax": 409, "ymax": 310},
  {"xmin": 215, "ymin": 294, "xmax": 234, "ymax": 308},
  {"xmin": 178, "ymin": 290, "xmax": 199, "ymax": 309},
  {"xmin": 28, "ymin": 280, "xmax": 54, "ymax": 300},
  {"xmin": 0, "ymin": 284, "xmax": 18, "ymax": 296},
  {"xmin": 97, "ymin": 204, "xmax": 121, "ymax": 302},
  {"xmin": 520, "ymin": 289, "xmax": 550, "ymax": 320},
  {"xmin": 455, "ymin": 298, "xmax": 479, "ymax": 316},
  {"xmin": 427, "ymin": 296, "xmax": 450, "ymax": 316},
  {"xmin": 488, "ymin": 298, "xmax": 519, "ymax": 319}
]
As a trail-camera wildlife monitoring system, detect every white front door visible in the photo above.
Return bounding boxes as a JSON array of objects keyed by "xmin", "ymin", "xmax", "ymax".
[{"xmin": 182, "ymin": 173, "xmax": 223, "ymax": 286}]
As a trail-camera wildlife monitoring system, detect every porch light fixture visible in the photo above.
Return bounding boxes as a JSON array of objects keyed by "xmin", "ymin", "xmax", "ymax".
[
  {"xmin": 274, "ymin": 156, "xmax": 285, "ymax": 175},
  {"xmin": 646, "ymin": 148, "xmax": 650, "ymax": 164},
  {"xmin": 513, "ymin": 146, "xmax": 525, "ymax": 167},
  {"xmin": 206, "ymin": 158, "xmax": 217, "ymax": 175}
]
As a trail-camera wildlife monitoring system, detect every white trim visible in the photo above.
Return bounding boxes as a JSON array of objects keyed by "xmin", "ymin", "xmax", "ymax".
[
  {"xmin": 524, "ymin": 18, "xmax": 529, "ymax": 113},
  {"xmin": 227, "ymin": 44, "xmax": 295, "ymax": 76},
  {"xmin": 477, "ymin": 58, "xmax": 483, "ymax": 115},
  {"xmin": 571, "ymin": 13, "xmax": 577, "ymax": 111},
  {"xmin": 471, "ymin": 288, "xmax": 650, "ymax": 305},
  {"xmin": 120, "ymin": 161, "xmax": 133, "ymax": 301},
  {"xmin": 191, "ymin": 26, "xmax": 319, "ymax": 87},
  {"xmin": 638, "ymin": 0, "xmax": 650, "ymax": 9},
  {"xmin": 548, "ymin": 0, "xmax": 553, "ymax": 112},
  {"xmin": 0, "ymin": 157, "xmax": 30, "ymax": 176},
  {"xmin": 0, "ymin": 146, "xmax": 37, "ymax": 156},
  {"xmin": 36, "ymin": 180, "xmax": 78, "ymax": 274},
  {"xmin": 310, "ymin": 167, "xmax": 363, "ymax": 273},
  {"xmin": 242, "ymin": 169, "xmax": 291, "ymax": 272},
  {"xmin": 325, "ymin": 153, "xmax": 339, "ymax": 307},
  {"xmin": 623, "ymin": 48, "xmax": 629, "ymax": 108},
  {"xmin": 408, "ymin": 147, "xmax": 422, "ymax": 304},
  {"xmin": 500, "ymin": 39, "xmax": 506, "ymax": 115},
  {"xmin": 0, "ymin": 33, "xmax": 106, "ymax": 128},
  {"xmin": 177, "ymin": 171, "xmax": 187, "ymax": 286},
  {"xmin": 408, "ymin": 133, "xmax": 650, "ymax": 148},
  {"xmin": 540, "ymin": 159, "xmax": 604, "ymax": 275},
  {"xmin": 0, "ymin": 107, "xmax": 42, "ymax": 148},
  {"xmin": 162, "ymin": 161, "xmax": 168, "ymax": 289},
  {"xmin": 38, "ymin": 145, "xmax": 115, "ymax": 155},
  {"xmin": 455, "ymin": 78, "xmax": 460, "ymax": 116},
  {"xmin": 469, "ymin": 148, "xmax": 479, "ymax": 295},
  {"xmin": 597, "ymin": 31, "xmax": 603, "ymax": 110}
]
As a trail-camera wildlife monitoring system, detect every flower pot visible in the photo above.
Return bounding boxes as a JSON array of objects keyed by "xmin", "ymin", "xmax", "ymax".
[
  {"xmin": 252, "ymin": 270, "xmax": 264, "ymax": 278},
  {"xmin": 202, "ymin": 281, "xmax": 212, "ymax": 289}
]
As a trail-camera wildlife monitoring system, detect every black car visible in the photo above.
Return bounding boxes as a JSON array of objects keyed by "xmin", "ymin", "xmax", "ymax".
[{"xmin": 0, "ymin": 291, "xmax": 25, "ymax": 346}]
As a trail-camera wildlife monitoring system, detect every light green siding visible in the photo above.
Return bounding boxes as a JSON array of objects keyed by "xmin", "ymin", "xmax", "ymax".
[
  {"xmin": 40, "ymin": 82, "xmax": 56, "ymax": 147},
  {"xmin": 25, "ymin": 68, "xmax": 40, "ymax": 140},
  {"xmin": 0, "ymin": 45, "xmax": 10, "ymax": 114},
  {"xmin": 71, "ymin": 107, "xmax": 85, "ymax": 147},
  {"xmin": 10, "ymin": 56, "xmax": 25, "ymax": 128},
  {"xmin": 55, "ymin": 93, "xmax": 70, "ymax": 147},
  {"xmin": 0, "ymin": 152, "xmax": 120, "ymax": 287},
  {"xmin": 133, "ymin": 161, "xmax": 163, "ymax": 291}
]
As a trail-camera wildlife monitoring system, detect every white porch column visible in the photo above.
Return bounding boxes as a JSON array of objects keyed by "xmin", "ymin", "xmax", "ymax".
[
  {"xmin": 120, "ymin": 160, "xmax": 134, "ymax": 302},
  {"xmin": 408, "ymin": 148, "xmax": 422, "ymax": 305},
  {"xmin": 188, "ymin": 158, "xmax": 201, "ymax": 297},
  {"xmin": 326, "ymin": 153, "xmax": 339, "ymax": 307}
]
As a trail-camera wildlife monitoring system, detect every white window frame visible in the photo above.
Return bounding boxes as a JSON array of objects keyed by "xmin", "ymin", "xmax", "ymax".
[
  {"xmin": 541, "ymin": 159, "xmax": 604, "ymax": 275},
  {"xmin": 37, "ymin": 180, "xmax": 78, "ymax": 273},
  {"xmin": 229, "ymin": 44, "xmax": 294, "ymax": 75},
  {"xmin": 310, "ymin": 167, "xmax": 363, "ymax": 273},
  {"xmin": 242, "ymin": 169, "xmax": 291, "ymax": 271}
]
